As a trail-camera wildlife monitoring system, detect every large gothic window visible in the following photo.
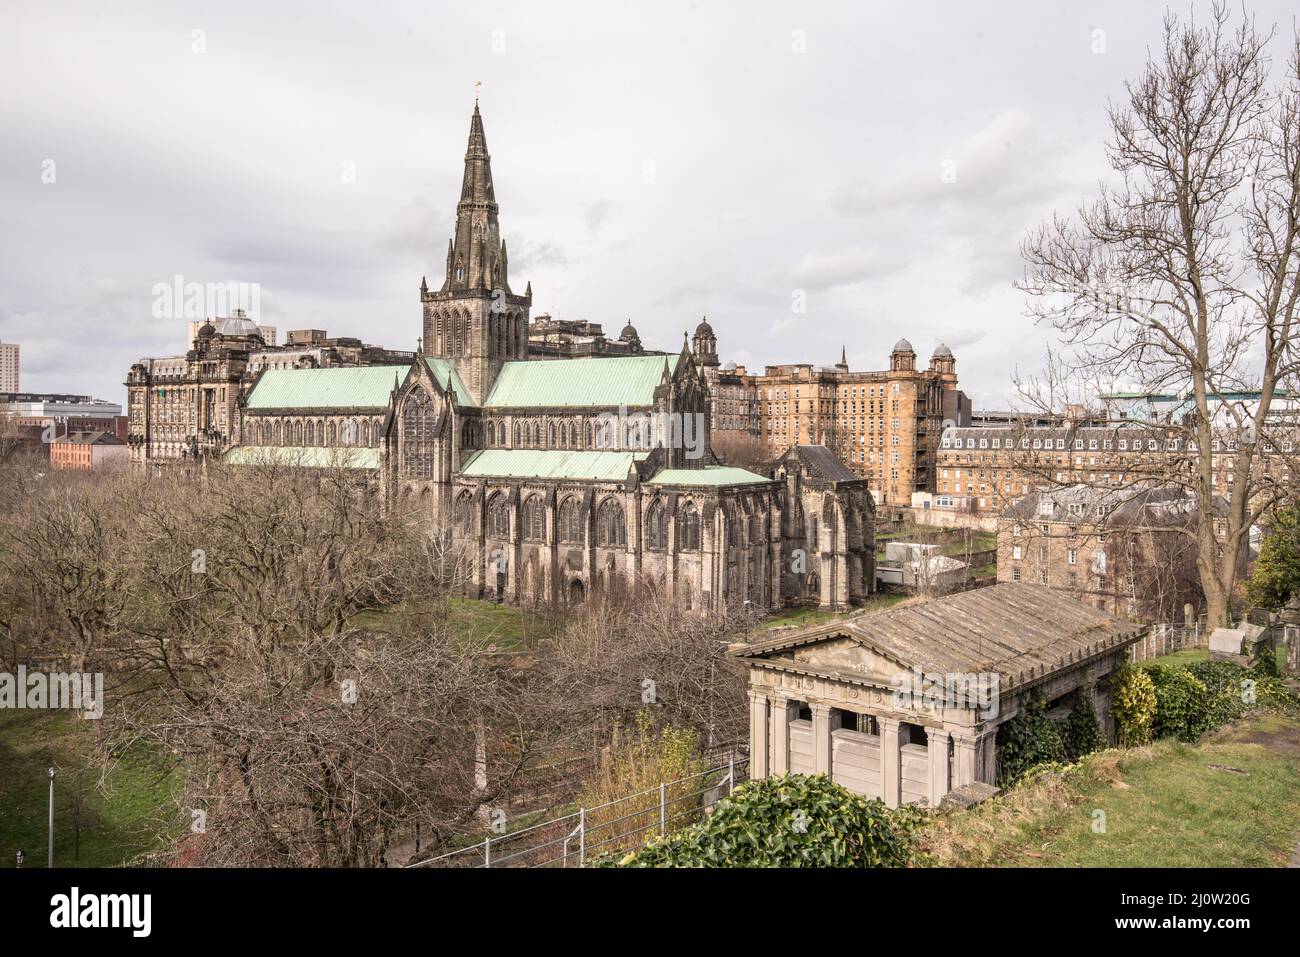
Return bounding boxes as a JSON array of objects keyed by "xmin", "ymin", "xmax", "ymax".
[
  {"xmin": 558, "ymin": 497, "xmax": 584, "ymax": 543},
  {"xmin": 487, "ymin": 494, "xmax": 511, "ymax": 539},
  {"xmin": 305, "ymin": 420, "xmax": 315, "ymax": 446},
  {"xmin": 647, "ymin": 501, "xmax": 669, "ymax": 551},
  {"xmin": 677, "ymin": 502, "xmax": 701, "ymax": 552},
  {"xmin": 401, "ymin": 389, "xmax": 436, "ymax": 478},
  {"xmin": 453, "ymin": 491, "xmax": 474, "ymax": 535},
  {"xmin": 327, "ymin": 421, "xmax": 338, "ymax": 446},
  {"xmin": 522, "ymin": 495, "xmax": 546, "ymax": 542},
  {"xmin": 595, "ymin": 498, "xmax": 626, "ymax": 547}
]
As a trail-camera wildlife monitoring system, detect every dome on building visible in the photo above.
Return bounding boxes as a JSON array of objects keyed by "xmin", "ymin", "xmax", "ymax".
[
  {"xmin": 933, "ymin": 343, "xmax": 953, "ymax": 358},
  {"xmin": 695, "ymin": 318, "xmax": 714, "ymax": 337},
  {"xmin": 722, "ymin": 360, "xmax": 738, "ymax": 371},
  {"xmin": 892, "ymin": 337, "xmax": 914, "ymax": 354},
  {"xmin": 197, "ymin": 321, "xmax": 216, "ymax": 339},
  {"xmin": 214, "ymin": 315, "xmax": 262, "ymax": 338},
  {"xmin": 619, "ymin": 321, "xmax": 639, "ymax": 341}
]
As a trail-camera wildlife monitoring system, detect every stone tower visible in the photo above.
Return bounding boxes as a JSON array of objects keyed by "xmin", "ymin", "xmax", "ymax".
[
  {"xmin": 422, "ymin": 102, "xmax": 532, "ymax": 404},
  {"xmin": 691, "ymin": 317, "xmax": 719, "ymax": 368}
]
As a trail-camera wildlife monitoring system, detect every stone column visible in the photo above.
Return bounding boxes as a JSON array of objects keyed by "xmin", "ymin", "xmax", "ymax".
[
  {"xmin": 979, "ymin": 732, "xmax": 998, "ymax": 785},
  {"xmin": 953, "ymin": 733, "xmax": 978, "ymax": 788},
  {"xmin": 811, "ymin": 703, "xmax": 834, "ymax": 777},
  {"xmin": 771, "ymin": 695, "xmax": 792, "ymax": 775},
  {"xmin": 748, "ymin": 690, "xmax": 770, "ymax": 780},
  {"xmin": 880, "ymin": 717, "xmax": 902, "ymax": 808},
  {"xmin": 927, "ymin": 727, "xmax": 951, "ymax": 807}
]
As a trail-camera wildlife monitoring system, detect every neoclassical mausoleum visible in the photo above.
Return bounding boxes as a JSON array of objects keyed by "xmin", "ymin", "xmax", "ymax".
[{"xmin": 225, "ymin": 104, "xmax": 875, "ymax": 612}]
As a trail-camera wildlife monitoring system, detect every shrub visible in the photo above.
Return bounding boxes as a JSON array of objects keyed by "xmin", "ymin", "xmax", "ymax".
[
  {"xmin": 996, "ymin": 695, "xmax": 1065, "ymax": 787},
  {"xmin": 577, "ymin": 712, "xmax": 706, "ymax": 855},
  {"xmin": 1113, "ymin": 664, "xmax": 1157, "ymax": 747},
  {"xmin": 1148, "ymin": 665, "xmax": 1213, "ymax": 742},
  {"xmin": 1060, "ymin": 694, "xmax": 1105, "ymax": 761},
  {"xmin": 610, "ymin": 774, "xmax": 919, "ymax": 868},
  {"xmin": 1185, "ymin": 660, "xmax": 1250, "ymax": 727}
]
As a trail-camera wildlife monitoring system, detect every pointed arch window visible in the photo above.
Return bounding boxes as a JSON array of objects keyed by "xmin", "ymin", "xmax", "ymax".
[
  {"xmin": 453, "ymin": 491, "xmax": 474, "ymax": 534},
  {"xmin": 595, "ymin": 498, "xmax": 626, "ymax": 547},
  {"xmin": 327, "ymin": 421, "xmax": 338, "ymax": 446},
  {"xmin": 522, "ymin": 495, "xmax": 546, "ymax": 542},
  {"xmin": 487, "ymin": 494, "xmax": 511, "ymax": 539},
  {"xmin": 401, "ymin": 389, "xmax": 435, "ymax": 478},
  {"xmin": 647, "ymin": 501, "xmax": 669, "ymax": 551},
  {"xmin": 677, "ymin": 502, "xmax": 701, "ymax": 551},
  {"xmin": 558, "ymin": 497, "xmax": 585, "ymax": 543}
]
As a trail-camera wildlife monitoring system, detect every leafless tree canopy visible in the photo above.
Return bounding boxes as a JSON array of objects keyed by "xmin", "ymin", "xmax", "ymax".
[{"xmin": 1017, "ymin": 4, "xmax": 1300, "ymax": 624}]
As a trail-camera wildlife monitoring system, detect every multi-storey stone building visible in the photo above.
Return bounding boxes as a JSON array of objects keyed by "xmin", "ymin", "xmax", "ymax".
[
  {"xmin": 935, "ymin": 418, "xmax": 1298, "ymax": 514},
  {"xmin": 223, "ymin": 104, "xmax": 876, "ymax": 613},
  {"xmin": 749, "ymin": 341, "xmax": 967, "ymax": 506},
  {"xmin": 125, "ymin": 313, "xmax": 414, "ymax": 469},
  {"xmin": 994, "ymin": 484, "xmax": 1236, "ymax": 618}
]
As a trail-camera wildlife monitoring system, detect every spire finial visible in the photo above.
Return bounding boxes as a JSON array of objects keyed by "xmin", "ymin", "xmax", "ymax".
[{"xmin": 474, "ymin": 80, "xmax": 481, "ymax": 108}]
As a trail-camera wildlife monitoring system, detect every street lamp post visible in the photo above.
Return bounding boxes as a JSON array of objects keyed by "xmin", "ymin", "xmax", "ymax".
[{"xmin": 47, "ymin": 767, "xmax": 56, "ymax": 869}]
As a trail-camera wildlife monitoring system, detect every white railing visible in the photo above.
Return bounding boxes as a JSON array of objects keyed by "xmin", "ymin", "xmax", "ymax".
[{"xmin": 407, "ymin": 758, "xmax": 745, "ymax": 869}]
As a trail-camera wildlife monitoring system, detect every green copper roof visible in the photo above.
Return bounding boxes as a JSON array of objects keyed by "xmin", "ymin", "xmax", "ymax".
[
  {"xmin": 245, "ymin": 366, "xmax": 404, "ymax": 410},
  {"xmin": 460, "ymin": 449, "xmax": 649, "ymax": 481},
  {"xmin": 425, "ymin": 357, "xmax": 475, "ymax": 407},
  {"xmin": 224, "ymin": 446, "xmax": 380, "ymax": 469},
  {"xmin": 483, "ymin": 355, "xmax": 679, "ymax": 409},
  {"xmin": 647, "ymin": 466, "xmax": 771, "ymax": 487}
]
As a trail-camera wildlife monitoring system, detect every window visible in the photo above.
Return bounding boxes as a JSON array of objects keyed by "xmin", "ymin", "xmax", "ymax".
[
  {"xmin": 1012, "ymin": 567, "xmax": 1022, "ymax": 582},
  {"xmin": 401, "ymin": 389, "xmax": 435, "ymax": 478},
  {"xmin": 677, "ymin": 502, "xmax": 701, "ymax": 551},
  {"xmin": 558, "ymin": 498, "xmax": 584, "ymax": 543},
  {"xmin": 522, "ymin": 495, "xmax": 546, "ymax": 542},
  {"xmin": 488, "ymin": 494, "xmax": 511, "ymax": 539},
  {"xmin": 1012, "ymin": 545, "xmax": 1022, "ymax": 561},
  {"xmin": 596, "ymin": 498, "xmax": 626, "ymax": 547},
  {"xmin": 1068, "ymin": 549, "xmax": 1077, "ymax": 565},
  {"xmin": 647, "ymin": 501, "xmax": 669, "ymax": 551}
]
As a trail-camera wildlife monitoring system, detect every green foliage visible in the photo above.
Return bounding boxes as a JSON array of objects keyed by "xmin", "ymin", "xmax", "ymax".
[
  {"xmin": 1252, "ymin": 640, "xmax": 1281, "ymax": 678},
  {"xmin": 610, "ymin": 774, "xmax": 920, "ymax": 868},
  {"xmin": 1185, "ymin": 660, "xmax": 1250, "ymax": 727},
  {"xmin": 1113, "ymin": 663, "xmax": 1158, "ymax": 747},
  {"xmin": 1148, "ymin": 665, "xmax": 1213, "ymax": 742},
  {"xmin": 1061, "ymin": 694, "xmax": 1105, "ymax": 761},
  {"xmin": 1246, "ymin": 506, "xmax": 1300, "ymax": 610},
  {"xmin": 995, "ymin": 695, "xmax": 1065, "ymax": 787}
]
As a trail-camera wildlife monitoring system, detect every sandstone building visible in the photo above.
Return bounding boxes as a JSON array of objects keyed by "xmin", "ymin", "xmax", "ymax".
[
  {"xmin": 749, "ymin": 341, "xmax": 968, "ymax": 506},
  {"xmin": 735, "ymin": 583, "xmax": 1143, "ymax": 806},
  {"xmin": 221, "ymin": 105, "xmax": 876, "ymax": 613}
]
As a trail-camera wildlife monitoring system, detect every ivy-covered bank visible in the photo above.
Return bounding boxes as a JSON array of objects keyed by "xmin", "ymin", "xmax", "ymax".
[
  {"xmin": 609, "ymin": 775, "xmax": 923, "ymax": 868},
  {"xmin": 995, "ymin": 655, "xmax": 1297, "ymax": 788}
]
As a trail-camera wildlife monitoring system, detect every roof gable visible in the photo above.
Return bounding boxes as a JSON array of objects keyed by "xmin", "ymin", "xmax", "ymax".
[
  {"xmin": 424, "ymin": 357, "xmax": 475, "ymax": 407},
  {"xmin": 483, "ymin": 355, "xmax": 679, "ymax": 409},
  {"xmin": 246, "ymin": 366, "xmax": 404, "ymax": 410},
  {"xmin": 735, "ymin": 584, "xmax": 1143, "ymax": 692}
]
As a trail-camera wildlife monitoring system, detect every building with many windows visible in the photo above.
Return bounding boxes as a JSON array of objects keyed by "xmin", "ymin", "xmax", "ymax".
[{"xmin": 222, "ymin": 104, "xmax": 875, "ymax": 613}]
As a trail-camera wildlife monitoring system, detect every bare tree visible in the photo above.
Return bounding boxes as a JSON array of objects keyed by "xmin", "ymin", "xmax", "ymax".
[{"xmin": 1017, "ymin": 5, "xmax": 1300, "ymax": 625}]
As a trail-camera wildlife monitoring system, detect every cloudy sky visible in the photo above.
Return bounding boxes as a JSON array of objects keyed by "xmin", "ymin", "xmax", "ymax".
[{"xmin": 2, "ymin": 0, "xmax": 1296, "ymax": 409}]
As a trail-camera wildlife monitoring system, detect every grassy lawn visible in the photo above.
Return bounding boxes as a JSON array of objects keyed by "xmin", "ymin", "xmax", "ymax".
[
  {"xmin": 0, "ymin": 708, "xmax": 180, "ymax": 869},
  {"xmin": 354, "ymin": 596, "xmax": 562, "ymax": 651},
  {"xmin": 916, "ymin": 710, "xmax": 1300, "ymax": 867},
  {"xmin": 763, "ymin": 593, "xmax": 910, "ymax": 630},
  {"xmin": 1139, "ymin": 647, "xmax": 1210, "ymax": 668}
]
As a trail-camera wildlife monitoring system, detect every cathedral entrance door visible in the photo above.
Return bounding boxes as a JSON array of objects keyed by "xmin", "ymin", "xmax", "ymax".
[{"xmin": 568, "ymin": 579, "xmax": 585, "ymax": 605}]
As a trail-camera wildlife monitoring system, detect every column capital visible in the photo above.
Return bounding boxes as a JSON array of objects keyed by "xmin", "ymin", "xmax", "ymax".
[
  {"xmin": 748, "ymin": 688, "xmax": 771, "ymax": 705},
  {"xmin": 809, "ymin": 702, "xmax": 834, "ymax": 717}
]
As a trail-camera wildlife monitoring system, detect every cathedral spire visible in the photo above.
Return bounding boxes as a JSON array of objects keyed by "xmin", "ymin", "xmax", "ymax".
[{"xmin": 441, "ymin": 102, "xmax": 504, "ymax": 294}]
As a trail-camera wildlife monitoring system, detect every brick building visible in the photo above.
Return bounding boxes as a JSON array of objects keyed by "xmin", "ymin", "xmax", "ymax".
[{"xmin": 50, "ymin": 430, "xmax": 129, "ymax": 472}]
